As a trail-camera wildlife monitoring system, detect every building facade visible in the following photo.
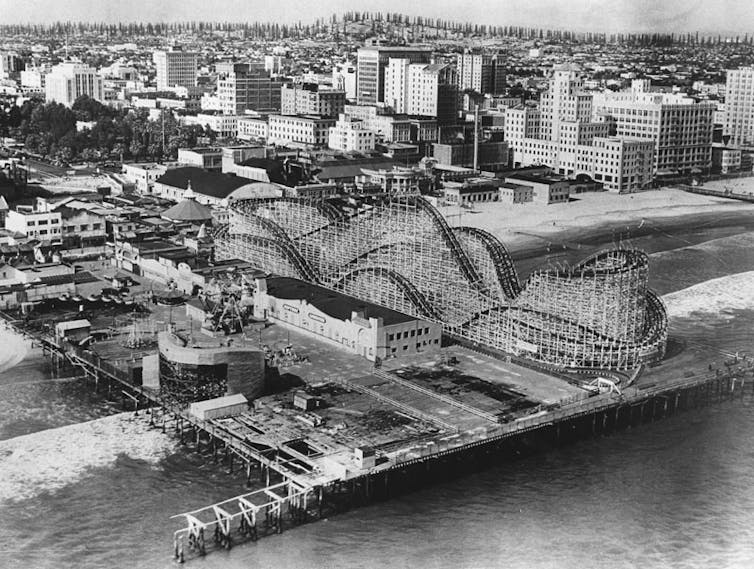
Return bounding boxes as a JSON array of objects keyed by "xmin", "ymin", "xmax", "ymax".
[
  {"xmin": 385, "ymin": 60, "xmax": 458, "ymax": 124},
  {"xmin": 356, "ymin": 46, "xmax": 432, "ymax": 105},
  {"xmin": 216, "ymin": 62, "xmax": 283, "ymax": 115},
  {"xmin": 457, "ymin": 52, "xmax": 506, "ymax": 97},
  {"xmin": 154, "ymin": 46, "xmax": 198, "ymax": 90},
  {"xmin": 592, "ymin": 80, "xmax": 715, "ymax": 175},
  {"xmin": 328, "ymin": 115, "xmax": 376, "ymax": 153},
  {"xmin": 281, "ymin": 83, "xmax": 345, "ymax": 117},
  {"xmin": 45, "ymin": 63, "xmax": 104, "ymax": 106},
  {"xmin": 268, "ymin": 115, "xmax": 335, "ymax": 146},
  {"xmin": 724, "ymin": 67, "xmax": 754, "ymax": 148}
]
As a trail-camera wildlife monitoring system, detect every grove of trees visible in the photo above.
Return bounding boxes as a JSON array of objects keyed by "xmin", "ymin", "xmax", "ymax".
[{"xmin": 0, "ymin": 95, "xmax": 215, "ymax": 163}]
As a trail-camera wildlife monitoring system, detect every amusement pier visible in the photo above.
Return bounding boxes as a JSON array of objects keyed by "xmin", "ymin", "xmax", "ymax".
[{"xmin": 3, "ymin": 195, "xmax": 751, "ymax": 562}]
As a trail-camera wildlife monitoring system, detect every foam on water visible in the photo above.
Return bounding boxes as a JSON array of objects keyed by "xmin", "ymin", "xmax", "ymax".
[
  {"xmin": 0, "ymin": 412, "xmax": 177, "ymax": 504},
  {"xmin": 663, "ymin": 270, "xmax": 754, "ymax": 320},
  {"xmin": 0, "ymin": 324, "xmax": 30, "ymax": 374}
]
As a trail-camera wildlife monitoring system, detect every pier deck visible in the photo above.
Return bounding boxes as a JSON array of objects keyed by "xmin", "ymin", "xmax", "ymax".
[{"xmin": 3, "ymin": 310, "xmax": 752, "ymax": 562}]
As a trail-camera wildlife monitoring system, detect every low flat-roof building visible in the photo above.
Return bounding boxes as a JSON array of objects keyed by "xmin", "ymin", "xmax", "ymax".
[
  {"xmin": 253, "ymin": 276, "xmax": 442, "ymax": 362},
  {"xmin": 504, "ymin": 173, "xmax": 570, "ymax": 205},
  {"xmin": 177, "ymin": 148, "xmax": 223, "ymax": 171}
]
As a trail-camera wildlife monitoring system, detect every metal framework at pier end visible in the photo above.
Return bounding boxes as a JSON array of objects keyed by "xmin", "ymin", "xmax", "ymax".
[{"xmin": 215, "ymin": 196, "xmax": 668, "ymax": 370}]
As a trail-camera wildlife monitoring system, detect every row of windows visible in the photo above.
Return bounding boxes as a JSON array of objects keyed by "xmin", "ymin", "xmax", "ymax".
[{"xmin": 388, "ymin": 327, "xmax": 431, "ymax": 341}]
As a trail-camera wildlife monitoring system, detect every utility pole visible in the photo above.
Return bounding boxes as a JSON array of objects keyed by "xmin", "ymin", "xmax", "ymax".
[{"xmin": 473, "ymin": 104, "xmax": 479, "ymax": 172}]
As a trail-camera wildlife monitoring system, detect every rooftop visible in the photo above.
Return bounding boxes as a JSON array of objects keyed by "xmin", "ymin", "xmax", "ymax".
[
  {"xmin": 266, "ymin": 276, "xmax": 417, "ymax": 326},
  {"xmin": 155, "ymin": 167, "xmax": 252, "ymax": 199}
]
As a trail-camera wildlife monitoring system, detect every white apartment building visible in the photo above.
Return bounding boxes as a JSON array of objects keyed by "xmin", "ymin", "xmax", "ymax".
[
  {"xmin": 505, "ymin": 70, "xmax": 687, "ymax": 191},
  {"xmin": 281, "ymin": 83, "xmax": 345, "ymax": 117},
  {"xmin": 356, "ymin": 46, "xmax": 432, "ymax": 105},
  {"xmin": 153, "ymin": 46, "xmax": 198, "ymax": 90},
  {"xmin": 183, "ymin": 114, "xmax": 239, "ymax": 138},
  {"xmin": 328, "ymin": 114, "xmax": 376, "ymax": 153},
  {"xmin": 344, "ymin": 104, "xmax": 412, "ymax": 143},
  {"xmin": 504, "ymin": 107, "xmax": 541, "ymax": 158},
  {"xmin": 592, "ymin": 79, "xmax": 715, "ymax": 174},
  {"xmin": 5, "ymin": 205, "xmax": 62, "ymax": 242},
  {"xmin": 21, "ymin": 67, "xmax": 48, "ymax": 89},
  {"xmin": 724, "ymin": 67, "xmax": 754, "ymax": 147},
  {"xmin": 539, "ymin": 68, "xmax": 593, "ymax": 142},
  {"xmin": 216, "ymin": 63, "xmax": 282, "ymax": 115},
  {"xmin": 384, "ymin": 60, "xmax": 457, "ymax": 123},
  {"xmin": 237, "ymin": 116, "xmax": 270, "ymax": 141},
  {"xmin": 457, "ymin": 52, "xmax": 506, "ymax": 98},
  {"xmin": 332, "ymin": 62, "xmax": 357, "ymax": 101},
  {"xmin": 45, "ymin": 62, "xmax": 104, "ymax": 106},
  {"xmin": 122, "ymin": 163, "xmax": 170, "ymax": 193},
  {"xmin": 267, "ymin": 115, "xmax": 335, "ymax": 146}
]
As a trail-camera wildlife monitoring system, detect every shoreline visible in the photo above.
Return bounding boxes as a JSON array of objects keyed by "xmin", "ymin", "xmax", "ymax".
[{"xmin": 506, "ymin": 206, "xmax": 754, "ymax": 261}]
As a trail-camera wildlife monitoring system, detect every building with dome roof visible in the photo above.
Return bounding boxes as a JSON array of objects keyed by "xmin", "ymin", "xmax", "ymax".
[{"xmin": 161, "ymin": 182, "xmax": 214, "ymax": 223}]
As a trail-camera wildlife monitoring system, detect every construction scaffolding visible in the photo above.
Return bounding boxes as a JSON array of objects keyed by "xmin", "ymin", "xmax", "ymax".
[{"xmin": 214, "ymin": 196, "xmax": 668, "ymax": 371}]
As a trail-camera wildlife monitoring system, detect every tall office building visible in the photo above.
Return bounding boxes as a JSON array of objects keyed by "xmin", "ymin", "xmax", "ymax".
[
  {"xmin": 724, "ymin": 67, "xmax": 754, "ymax": 147},
  {"xmin": 592, "ymin": 79, "xmax": 715, "ymax": 174},
  {"xmin": 153, "ymin": 46, "xmax": 198, "ymax": 90},
  {"xmin": 356, "ymin": 46, "xmax": 432, "ymax": 105},
  {"xmin": 384, "ymin": 59, "xmax": 458, "ymax": 124},
  {"xmin": 457, "ymin": 52, "xmax": 506, "ymax": 95},
  {"xmin": 281, "ymin": 83, "xmax": 346, "ymax": 117},
  {"xmin": 505, "ymin": 68, "xmax": 654, "ymax": 193},
  {"xmin": 332, "ymin": 62, "xmax": 357, "ymax": 101},
  {"xmin": 216, "ymin": 62, "xmax": 283, "ymax": 115},
  {"xmin": 0, "ymin": 52, "xmax": 24, "ymax": 78},
  {"xmin": 44, "ymin": 62, "xmax": 104, "ymax": 106},
  {"xmin": 539, "ymin": 68, "xmax": 593, "ymax": 142}
]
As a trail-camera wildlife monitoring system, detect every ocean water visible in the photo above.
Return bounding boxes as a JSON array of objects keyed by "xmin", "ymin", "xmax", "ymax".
[{"xmin": 2, "ymin": 225, "xmax": 754, "ymax": 569}]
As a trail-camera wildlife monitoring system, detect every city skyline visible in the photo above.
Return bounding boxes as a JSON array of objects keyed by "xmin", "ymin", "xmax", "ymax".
[{"xmin": 1, "ymin": 0, "xmax": 753, "ymax": 34}]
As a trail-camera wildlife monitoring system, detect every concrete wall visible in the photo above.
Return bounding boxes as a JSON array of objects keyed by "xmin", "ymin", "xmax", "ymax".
[{"xmin": 157, "ymin": 331, "xmax": 265, "ymax": 400}]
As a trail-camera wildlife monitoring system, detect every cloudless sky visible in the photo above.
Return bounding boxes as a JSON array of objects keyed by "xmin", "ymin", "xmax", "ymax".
[{"xmin": 0, "ymin": 0, "xmax": 752, "ymax": 33}]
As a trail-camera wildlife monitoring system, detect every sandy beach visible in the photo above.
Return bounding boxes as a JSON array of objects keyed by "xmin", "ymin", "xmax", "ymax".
[{"xmin": 437, "ymin": 187, "xmax": 754, "ymax": 256}]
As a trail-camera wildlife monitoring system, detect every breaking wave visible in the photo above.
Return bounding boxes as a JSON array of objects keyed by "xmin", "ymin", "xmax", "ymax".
[
  {"xmin": 0, "ymin": 324, "xmax": 30, "ymax": 374},
  {"xmin": 0, "ymin": 413, "xmax": 177, "ymax": 504},
  {"xmin": 663, "ymin": 271, "xmax": 754, "ymax": 320}
]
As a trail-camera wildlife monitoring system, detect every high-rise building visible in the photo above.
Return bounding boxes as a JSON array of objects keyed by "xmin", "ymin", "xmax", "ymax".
[
  {"xmin": 216, "ymin": 63, "xmax": 283, "ymax": 115},
  {"xmin": 457, "ymin": 52, "xmax": 506, "ymax": 96},
  {"xmin": 540, "ymin": 69, "xmax": 593, "ymax": 142},
  {"xmin": 724, "ymin": 67, "xmax": 754, "ymax": 147},
  {"xmin": 332, "ymin": 62, "xmax": 357, "ymax": 101},
  {"xmin": 153, "ymin": 46, "xmax": 198, "ymax": 90},
  {"xmin": 384, "ymin": 59, "xmax": 457, "ymax": 124},
  {"xmin": 44, "ymin": 62, "xmax": 104, "ymax": 106},
  {"xmin": 504, "ymin": 69, "xmax": 654, "ymax": 193},
  {"xmin": 0, "ymin": 52, "xmax": 24, "ymax": 78},
  {"xmin": 592, "ymin": 79, "xmax": 715, "ymax": 174},
  {"xmin": 281, "ymin": 83, "xmax": 346, "ymax": 117},
  {"xmin": 356, "ymin": 46, "xmax": 432, "ymax": 105}
]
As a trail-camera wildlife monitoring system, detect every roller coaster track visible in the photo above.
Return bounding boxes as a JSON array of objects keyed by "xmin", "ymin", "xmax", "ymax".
[
  {"xmin": 234, "ymin": 213, "xmax": 320, "ymax": 283},
  {"xmin": 397, "ymin": 196, "xmax": 490, "ymax": 295},
  {"xmin": 453, "ymin": 226, "xmax": 521, "ymax": 300},
  {"xmin": 218, "ymin": 227, "xmax": 319, "ymax": 283},
  {"xmin": 334, "ymin": 266, "xmax": 443, "ymax": 321},
  {"xmin": 573, "ymin": 248, "xmax": 649, "ymax": 274}
]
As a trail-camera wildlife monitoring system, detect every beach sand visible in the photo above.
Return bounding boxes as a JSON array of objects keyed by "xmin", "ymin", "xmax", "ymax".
[{"xmin": 438, "ymin": 187, "xmax": 754, "ymax": 255}]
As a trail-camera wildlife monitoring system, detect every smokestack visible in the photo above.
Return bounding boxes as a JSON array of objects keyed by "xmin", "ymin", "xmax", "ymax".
[{"xmin": 473, "ymin": 104, "xmax": 479, "ymax": 172}]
